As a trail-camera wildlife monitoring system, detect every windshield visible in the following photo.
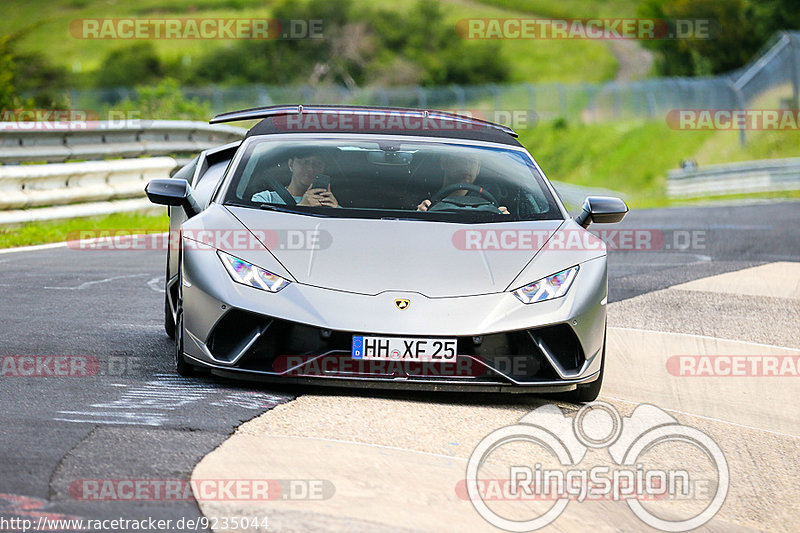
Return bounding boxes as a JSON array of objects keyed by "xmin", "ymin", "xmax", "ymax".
[{"xmin": 221, "ymin": 137, "xmax": 562, "ymax": 222}]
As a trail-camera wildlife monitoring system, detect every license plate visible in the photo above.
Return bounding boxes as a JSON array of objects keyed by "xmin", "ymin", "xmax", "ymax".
[{"xmin": 352, "ymin": 335, "xmax": 457, "ymax": 362}]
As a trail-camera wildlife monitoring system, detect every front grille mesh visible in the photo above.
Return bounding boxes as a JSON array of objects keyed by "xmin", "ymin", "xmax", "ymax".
[{"xmin": 204, "ymin": 310, "xmax": 584, "ymax": 382}]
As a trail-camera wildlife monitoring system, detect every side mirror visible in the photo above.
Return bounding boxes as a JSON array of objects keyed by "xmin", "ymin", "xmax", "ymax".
[
  {"xmin": 145, "ymin": 179, "xmax": 200, "ymax": 217},
  {"xmin": 575, "ymin": 196, "xmax": 628, "ymax": 229}
]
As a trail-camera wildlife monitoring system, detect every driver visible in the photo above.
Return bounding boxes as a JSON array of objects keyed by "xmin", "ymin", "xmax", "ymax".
[
  {"xmin": 416, "ymin": 154, "xmax": 509, "ymax": 214},
  {"xmin": 252, "ymin": 148, "xmax": 339, "ymax": 207}
]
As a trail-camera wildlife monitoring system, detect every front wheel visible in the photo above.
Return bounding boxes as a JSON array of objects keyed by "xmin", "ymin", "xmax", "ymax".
[
  {"xmin": 164, "ymin": 248, "xmax": 175, "ymax": 339},
  {"xmin": 174, "ymin": 307, "xmax": 193, "ymax": 377},
  {"xmin": 555, "ymin": 334, "xmax": 605, "ymax": 403}
]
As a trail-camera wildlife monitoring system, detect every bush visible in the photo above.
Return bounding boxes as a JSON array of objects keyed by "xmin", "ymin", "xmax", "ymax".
[
  {"xmin": 94, "ymin": 43, "xmax": 166, "ymax": 88},
  {"xmin": 0, "ymin": 33, "xmax": 71, "ymax": 110},
  {"xmin": 111, "ymin": 78, "xmax": 211, "ymax": 120}
]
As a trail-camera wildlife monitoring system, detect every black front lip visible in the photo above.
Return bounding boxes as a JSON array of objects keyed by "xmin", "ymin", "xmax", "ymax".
[
  {"xmin": 182, "ymin": 352, "xmax": 600, "ymax": 393},
  {"xmin": 195, "ymin": 308, "xmax": 589, "ymax": 384}
]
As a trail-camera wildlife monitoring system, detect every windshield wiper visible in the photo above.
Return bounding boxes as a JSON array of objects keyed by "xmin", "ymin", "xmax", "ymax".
[{"xmin": 259, "ymin": 204, "xmax": 331, "ymax": 217}]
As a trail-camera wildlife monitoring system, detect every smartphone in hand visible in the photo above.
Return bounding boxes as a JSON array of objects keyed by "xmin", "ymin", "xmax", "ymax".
[{"xmin": 311, "ymin": 174, "xmax": 331, "ymax": 190}]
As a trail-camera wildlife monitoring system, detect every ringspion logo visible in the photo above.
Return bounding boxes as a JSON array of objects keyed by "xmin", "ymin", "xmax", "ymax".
[{"xmin": 463, "ymin": 402, "xmax": 728, "ymax": 531}]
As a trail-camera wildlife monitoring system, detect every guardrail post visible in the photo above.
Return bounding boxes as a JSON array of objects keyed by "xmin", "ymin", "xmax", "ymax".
[
  {"xmin": 645, "ymin": 81, "xmax": 657, "ymax": 119},
  {"xmin": 728, "ymin": 80, "xmax": 747, "ymax": 147},
  {"xmin": 789, "ymin": 32, "xmax": 800, "ymax": 111},
  {"xmin": 416, "ymin": 87, "xmax": 427, "ymax": 108},
  {"xmin": 257, "ymin": 86, "xmax": 270, "ymax": 107},
  {"xmin": 488, "ymin": 84, "xmax": 501, "ymax": 118},
  {"xmin": 212, "ymin": 87, "xmax": 223, "ymax": 114},
  {"xmin": 526, "ymin": 83, "xmax": 535, "ymax": 115}
]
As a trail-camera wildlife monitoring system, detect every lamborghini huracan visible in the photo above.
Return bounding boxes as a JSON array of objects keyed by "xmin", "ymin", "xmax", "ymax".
[{"xmin": 145, "ymin": 105, "xmax": 628, "ymax": 401}]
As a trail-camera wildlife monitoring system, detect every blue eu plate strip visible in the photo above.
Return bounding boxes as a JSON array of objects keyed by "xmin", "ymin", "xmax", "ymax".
[{"xmin": 352, "ymin": 336, "xmax": 364, "ymax": 359}]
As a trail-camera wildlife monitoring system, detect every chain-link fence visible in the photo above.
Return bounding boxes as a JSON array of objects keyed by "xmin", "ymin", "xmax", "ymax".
[{"xmin": 59, "ymin": 31, "xmax": 800, "ymax": 131}]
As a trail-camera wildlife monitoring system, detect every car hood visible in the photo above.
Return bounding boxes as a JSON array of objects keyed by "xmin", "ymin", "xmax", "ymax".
[{"xmin": 226, "ymin": 206, "xmax": 564, "ymax": 298}]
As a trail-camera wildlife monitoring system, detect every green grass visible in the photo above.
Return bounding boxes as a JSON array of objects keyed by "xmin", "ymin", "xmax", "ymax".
[
  {"xmin": 517, "ymin": 117, "xmax": 800, "ymax": 207},
  {"xmin": 692, "ymin": 128, "xmax": 800, "ymax": 165},
  {"xmin": 518, "ymin": 119, "xmax": 715, "ymax": 203},
  {"xmin": 473, "ymin": 0, "xmax": 641, "ymax": 19},
  {"xmin": 4, "ymin": 0, "xmax": 618, "ymax": 84},
  {"xmin": 0, "ymin": 211, "xmax": 169, "ymax": 248}
]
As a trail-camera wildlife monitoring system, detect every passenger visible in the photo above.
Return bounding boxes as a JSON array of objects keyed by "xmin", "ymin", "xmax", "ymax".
[{"xmin": 252, "ymin": 149, "xmax": 339, "ymax": 207}]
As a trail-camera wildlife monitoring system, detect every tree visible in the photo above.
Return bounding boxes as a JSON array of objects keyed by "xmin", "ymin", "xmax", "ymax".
[
  {"xmin": 639, "ymin": 0, "xmax": 799, "ymax": 76},
  {"xmin": 0, "ymin": 36, "xmax": 16, "ymax": 111}
]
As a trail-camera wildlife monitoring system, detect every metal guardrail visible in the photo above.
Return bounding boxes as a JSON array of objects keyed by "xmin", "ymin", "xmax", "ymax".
[
  {"xmin": 0, "ymin": 120, "xmax": 246, "ymax": 164},
  {"xmin": 0, "ymin": 118, "xmax": 620, "ymax": 225},
  {"xmin": 667, "ymin": 158, "xmax": 800, "ymax": 198},
  {"xmin": 0, "ymin": 121, "xmax": 246, "ymax": 225},
  {"xmin": 0, "ymin": 157, "xmax": 179, "ymax": 210}
]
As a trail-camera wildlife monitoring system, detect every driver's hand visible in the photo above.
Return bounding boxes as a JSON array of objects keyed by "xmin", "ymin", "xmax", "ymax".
[
  {"xmin": 318, "ymin": 188, "xmax": 339, "ymax": 208},
  {"xmin": 499, "ymin": 206, "xmax": 510, "ymax": 215},
  {"xmin": 417, "ymin": 199, "xmax": 432, "ymax": 212},
  {"xmin": 298, "ymin": 187, "xmax": 328, "ymax": 207}
]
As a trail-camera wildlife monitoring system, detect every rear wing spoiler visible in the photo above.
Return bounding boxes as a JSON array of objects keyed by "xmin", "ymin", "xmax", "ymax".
[{"xmin": 209, "ymin": 104, "xmax": 518, "ymax": 137}]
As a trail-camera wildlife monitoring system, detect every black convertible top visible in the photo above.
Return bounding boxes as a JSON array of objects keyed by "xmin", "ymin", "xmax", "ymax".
[{"xmin": 210, "ymin": 105, "xmax": 522, "ymax": 147}]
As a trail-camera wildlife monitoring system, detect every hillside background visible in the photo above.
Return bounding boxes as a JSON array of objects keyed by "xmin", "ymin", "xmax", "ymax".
[{"xmin": 2, "ymin": 0, "xmax": 799, "ymax": 206}]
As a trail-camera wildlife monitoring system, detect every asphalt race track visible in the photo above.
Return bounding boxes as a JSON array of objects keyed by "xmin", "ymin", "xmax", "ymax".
[{"xmin": 0, "ymin": 200, "xmax": 797, "ymax": 532}]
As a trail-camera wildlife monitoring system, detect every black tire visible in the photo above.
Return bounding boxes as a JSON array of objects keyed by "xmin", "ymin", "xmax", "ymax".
[
  {"xmin": 164, "ymin": 292, "xmax": 175, "ymax": 339},
  {"xmin": 174, "ymin": 308, "xmax": 194, "ymax": 377},
  {"xmin": 164, "ymin": 248, "xmax": 175, "ymax": 339},
  {"xmin": 555, "ymin": 332, "xmax": 605, "ymax": 403}
]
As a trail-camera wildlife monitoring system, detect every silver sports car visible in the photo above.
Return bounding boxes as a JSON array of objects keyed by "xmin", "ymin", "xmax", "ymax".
[{"xmin": 145, "ymin": 105, "xmax": 628, "ymax": 401}]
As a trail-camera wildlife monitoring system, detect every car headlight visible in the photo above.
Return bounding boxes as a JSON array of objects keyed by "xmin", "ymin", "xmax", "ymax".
[
  {"xmin": 218, "ymin": 251, "xmax": 289, "ymax": 292},
  {"xmin": 512, "ymin": 265, "xmax": 579, "ymax": 304}
]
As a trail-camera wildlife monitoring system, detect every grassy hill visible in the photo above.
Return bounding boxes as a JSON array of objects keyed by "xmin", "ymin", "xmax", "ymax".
[
  {"xmin": 518, "ymin": 118, "xmax": 800, "ymax": 205},
  {"xmin": 4, "ymin": 0, "xmax": 619, "ymax": 84}
]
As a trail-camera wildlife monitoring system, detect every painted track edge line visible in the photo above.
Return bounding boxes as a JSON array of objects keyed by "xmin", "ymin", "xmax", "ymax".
[
  {"xmin": 608, "ymin": 326, "xmax": 800, "ymax": 352},
  {"xmin": 0, "ymin": 232, "xmax": 169, "ymax": 255},
  {"xmin": 605, "ymin": 396, "xmax": 800, "ymax": 440},
  {"xmin": 238, "ymin": 434, "xmax": 470, "ymax": 462}
]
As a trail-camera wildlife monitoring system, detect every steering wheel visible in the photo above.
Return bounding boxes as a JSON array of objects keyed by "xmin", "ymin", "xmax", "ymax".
[{"xmin": 428, "ymin": 182, "xmax": 499, "ymax": 208}]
